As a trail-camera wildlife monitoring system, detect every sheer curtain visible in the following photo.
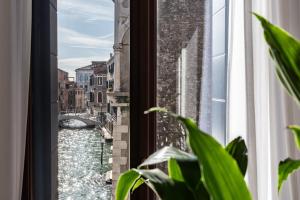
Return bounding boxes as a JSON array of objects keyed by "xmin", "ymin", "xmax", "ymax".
[
  {"xmin": 228, "ymin": 0, "xmax": 300, "ymax": 199},
  {"xmin": 0, "ymin": 0, "xmax": 31, "ymax": 199}
]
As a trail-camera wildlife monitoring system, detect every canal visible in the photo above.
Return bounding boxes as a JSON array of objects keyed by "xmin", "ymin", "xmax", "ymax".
[{"xmin": 58, "ymin": 128, "xmax": 112, "ymax": 200}]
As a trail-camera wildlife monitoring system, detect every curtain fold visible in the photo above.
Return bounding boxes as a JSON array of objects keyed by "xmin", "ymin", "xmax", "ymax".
[
  {"xmin": 230, "ymin": 0, "xmax": 300, "ymax": 199},
  {"xmin": 0, "ymin": 0, "xmax": 31, "ymax": 199}
]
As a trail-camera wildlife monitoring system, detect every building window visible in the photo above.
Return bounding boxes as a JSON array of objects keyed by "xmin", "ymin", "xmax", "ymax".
[
  {"xmin": 156, "ymin": 0, "xmax": 229, "ymax": 153},
  {"xmin": 109, "ymin": 64, "xmax": 114, "ymax": 74},
  {"xmin": 90, "ymin": 76, "xmax": 94, "ymax": 86},
  {"xmin": 98, "ymin": 92, "xmax": 103, "ymax": 103},
  {"xmin": 90, "ymin": 92, "xmax": 95, "ymax": 103},
  {"xmin": 98, "ymin": 77, "xmax": 103, "ymax": 86}
]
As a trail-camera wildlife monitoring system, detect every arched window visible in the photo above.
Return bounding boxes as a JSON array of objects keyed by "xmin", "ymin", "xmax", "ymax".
[{"xmin": 98, "ymin": 92, "xmax": 103, "ymax": 103}]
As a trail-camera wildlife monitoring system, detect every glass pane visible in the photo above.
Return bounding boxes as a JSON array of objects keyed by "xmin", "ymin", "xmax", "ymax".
[
  {"xmin": 57, "ymin": 0, "xmax": 130, "ymax": 199},
  {"xmin": 156, "ymin": 0, "xmax": 228, "ymax": 153}
]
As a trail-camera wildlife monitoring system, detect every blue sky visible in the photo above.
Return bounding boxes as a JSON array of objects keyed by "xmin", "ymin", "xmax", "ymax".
[{"xmin": 58, "ymin": 0, "xmax": 114, "ymax": 78}]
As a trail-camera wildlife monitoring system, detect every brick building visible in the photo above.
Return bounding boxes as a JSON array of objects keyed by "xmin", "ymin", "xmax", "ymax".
[
  {"xmin": 67, "ymin": 81, "xmax": 85, "ymax": 113},
  {"xmin": 58, "ymin": 69, "xmax": 69, "ymax": 112},
  {"xmin": 156, "ymin": 0, "xmax": 206, "ymax": 152},
  {"xmin": 89, "ymin": 61, "xmax": 108, "ymax": 124},
  {"xmin": 110, "ymin": 0, "xmax": 130, "ymax": 195}
]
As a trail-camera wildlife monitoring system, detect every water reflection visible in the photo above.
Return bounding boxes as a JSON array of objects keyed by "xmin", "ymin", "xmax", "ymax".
[{"xmin": 58, "ymin": 129, "xmax": 112, "ymax": 200}]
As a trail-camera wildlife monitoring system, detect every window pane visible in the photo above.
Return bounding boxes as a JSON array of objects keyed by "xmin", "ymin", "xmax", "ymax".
[
  {"xmin": 156, "ymin": 0, "xmax": 229, "ymax": 152},
  {"xmin": 57, "ymin": 0, "xmax": 130, "ymax": 199}
]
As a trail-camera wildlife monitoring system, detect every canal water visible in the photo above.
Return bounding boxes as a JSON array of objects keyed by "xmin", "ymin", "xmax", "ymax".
[{"xmin": 58, "ymin": 128, "xmax": 112, "ymax": 200}]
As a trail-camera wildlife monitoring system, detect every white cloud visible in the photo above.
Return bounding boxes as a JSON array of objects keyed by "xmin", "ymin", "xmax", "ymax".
[
  {"xmin": 57, "ymin": 0, "xmax": 114, "ymax": 78},
  {"xmin": 58, "ymin": 26, "xmax": 114, "ymax": 49},
  {"xmin": 58, "ymin": 0, "xmax": 114, "ymax": 22}
]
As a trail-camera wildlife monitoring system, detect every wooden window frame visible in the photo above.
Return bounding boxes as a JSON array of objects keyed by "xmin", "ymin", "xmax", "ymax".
[
  {"xmin": 130, "ymin": 0, "xmax": 157, "ymax": 199},
  {"xmin": 23, "ymin": 0, "xmax": 157, "ymax": 199}
]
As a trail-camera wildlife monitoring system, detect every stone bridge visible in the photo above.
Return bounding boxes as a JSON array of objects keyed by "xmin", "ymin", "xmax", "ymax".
[{"xmin": 59, "ymin": 115, "xmax": 100, "ymax": 129}]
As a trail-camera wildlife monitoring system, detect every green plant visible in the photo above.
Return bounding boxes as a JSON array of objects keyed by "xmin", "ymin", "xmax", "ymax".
[
  {"xmin": 115, "ymin": 108, "xmax": 251, "ymax": 200},
  {"xmin": 255, "ymin": 14, "xmax": 300, "ymax": 192}
]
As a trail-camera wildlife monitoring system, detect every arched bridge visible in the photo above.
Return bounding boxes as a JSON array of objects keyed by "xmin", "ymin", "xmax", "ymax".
[{"xmin": 59, "ymin": 115, "xmax": 100, "ymax": 129}]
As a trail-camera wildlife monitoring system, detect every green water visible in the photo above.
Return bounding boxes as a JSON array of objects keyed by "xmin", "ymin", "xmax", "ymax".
[{"xmin": 58, "ymin": 129, "xmax": 112, "ymax": 200}]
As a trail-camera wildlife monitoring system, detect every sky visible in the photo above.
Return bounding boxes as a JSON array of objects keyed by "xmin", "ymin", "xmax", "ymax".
[{"xmin": 58, "ymin": 0, "xmax": 114, "ymax": 78}]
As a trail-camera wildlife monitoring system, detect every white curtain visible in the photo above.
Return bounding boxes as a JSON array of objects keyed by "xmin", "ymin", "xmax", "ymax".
[
  {"xmin": 0, "ymin": 0, "xmax": 31, "ymax": 199},
  {"xmin": 228, "ymin": 0, "xmax": 300, "ymax": 199}
]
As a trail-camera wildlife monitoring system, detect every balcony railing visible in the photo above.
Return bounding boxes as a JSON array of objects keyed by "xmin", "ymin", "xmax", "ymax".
[{"xmin": 106, "ymin": 112, "xmax": 116, "ymax": 122}]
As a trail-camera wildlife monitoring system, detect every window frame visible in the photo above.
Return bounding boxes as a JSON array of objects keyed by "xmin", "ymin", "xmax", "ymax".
[
  {"xmin": 25, "ymin": 0, "xmax": 157, "ymax": 199},
  {"xmin": 97, "ymin": 91, "xmax": 103, "ymax": 103},
  {"xmin": 130, "ymin": 0, "xmax": 157, "ymax": 199},
  {"xmin": 97, "ymin": 76, "xmax": 103, "ymax": 86},
  {"xmin": 25, "ymin": 0, "xmax": 230, "ymax": 199}
]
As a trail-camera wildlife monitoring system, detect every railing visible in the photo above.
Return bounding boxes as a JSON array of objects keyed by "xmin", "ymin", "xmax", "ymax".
[
  {"xmin": 106, "ymin": 113, "xmax": 117, "ymax": 122},
  {"xmin": 112, "ymin": 114, "xmax": 117, "ymax": 122}
]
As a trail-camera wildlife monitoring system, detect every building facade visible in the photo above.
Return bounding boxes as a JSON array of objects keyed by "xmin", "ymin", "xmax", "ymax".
[
  {"xmin": 75, "ymin": 64, "xmax": 94, "ymax": 106},
  {"xmin": 110, "ymin": 0, "xmax": 130, "ymax": 195},
  {"xmin": 67, "ymin": 81, "xmax": 85, "ymax": 113},
  {"xmin": 58, "ymin": 69, "xmax": 69, "ymax": 112},
  {"xmin": 89, "ymin": 61, "xmax": 108, "ymax": 124},
  {"xmin": 156, "ymin": 0, "xmax": 206, "ymax": 152},
  {"xmin": 76, "ymin": 61, "xmax": 107, "ymax": 108}
]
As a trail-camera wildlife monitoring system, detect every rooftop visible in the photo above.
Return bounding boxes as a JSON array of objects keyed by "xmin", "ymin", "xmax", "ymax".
[
  {"xmin": 58, "ymin": 68, "xmax": 68, "ymax": 74},
  {"xmin": 75, "ymin": 61, "xmax": 107, "ymax": 72}
]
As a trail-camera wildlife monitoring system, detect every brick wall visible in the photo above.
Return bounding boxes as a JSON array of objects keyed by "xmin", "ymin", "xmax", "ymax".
[{"xmin": 157, "ymin": 0, "xmax": 206, "ymax": 151}]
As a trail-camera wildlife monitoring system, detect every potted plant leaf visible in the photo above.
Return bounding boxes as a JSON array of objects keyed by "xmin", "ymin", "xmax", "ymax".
[
  {"xmin": 254, "ymin": 14, "xmax": 300, "ymax": 192},
  {"xmin": 115, "ymin": 108, "xmax": 251, "ymax": 200}
]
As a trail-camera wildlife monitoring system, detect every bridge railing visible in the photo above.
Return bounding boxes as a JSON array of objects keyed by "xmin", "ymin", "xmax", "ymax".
[{"xmin": 106, "ymin": 113, "xmax": 117, "ymax": 122}]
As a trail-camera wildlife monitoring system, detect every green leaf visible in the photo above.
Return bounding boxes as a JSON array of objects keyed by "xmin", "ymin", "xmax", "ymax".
[
  {"xmin": 176, "ymin": 160, "xmax": 201, "ymax": 189},
  {"xmin": 138, "ymin": 145, "xmax": 208, "ymax": 198},
  {"xmin": 288, "ymin": 125, "xmax": 300, "ymax": 150},
  {"xmin": 176, "ymin": 159, "xmax": 210, "ymax": 199},
  {"xmin": 225, "ymin": 136, "xmax": 248, "ymax": 176},
  {"xmin": 177, "ymin": 117, "xmax": 251, "ymax": 200},
  {"xmin": 115, "ymin": 170, "xmax": 140, "ymax": 200},
  {"xmin": 139, "ymin": 146, "xmax": 197, "ymax": 168},
  {"xmin": 168, "ymin": 158, "xmax": 184, "ymax": 182},
  {"xmin": 145, "ymin": 107, "xmax": 169, "ymax": 114},
  {"xmin": 131, "ymin": 177, "xmax": 145, "ymax": 193},
  {"xmin": 167, "ymin": 158, "xmax": 210, "ymax": 199},
  {"xmin": 254, "ymin": 13, "xmax": 300, "ymax": 105},
  {"xmin": 146, "ymin": 108, "xmax": 251, "ymax": 199},
  {"xmin": 134, "ymin": 169, "xmax": 195, "ymax": 200},
  {"xmin": 278, "ymin": 158, "xmax": 300, "ymax": 191}
]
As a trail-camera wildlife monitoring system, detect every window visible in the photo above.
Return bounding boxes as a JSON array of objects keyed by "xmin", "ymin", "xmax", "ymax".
[
  {"xmin": 29, "ymin": 0, "xmax": 229, "ymax": 199},
  {"xmin": 56, "ymin": 0, "xmax": 130, "ymax": 199},
  {"xmin": 90, "ymin": 76, "xmax": 94, "ymax": 86},
  {"xmin": 156, "ymin": 0, "xmax": 229, "ymax": 153},
  {"xmin": 89, "ymin": 92, "xmax": 94, "ymax": 103},
  {"xmin": 156, "ymin": 0, "xmax": 204, "ymax": 151},
  {"xmin": 109, "ymin": 64, "xmax": 114, "ymax": 74},
  {"xmin": 98, "ymin": 92, "xmax": 103, "ymax": 103},
  {"xmin": 211, "ymin": 0, "xmax": 229, "ymax": 144},
  {"xmin": 98, "ymin": 77, "xmax": 103, "ymax": 86}
]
